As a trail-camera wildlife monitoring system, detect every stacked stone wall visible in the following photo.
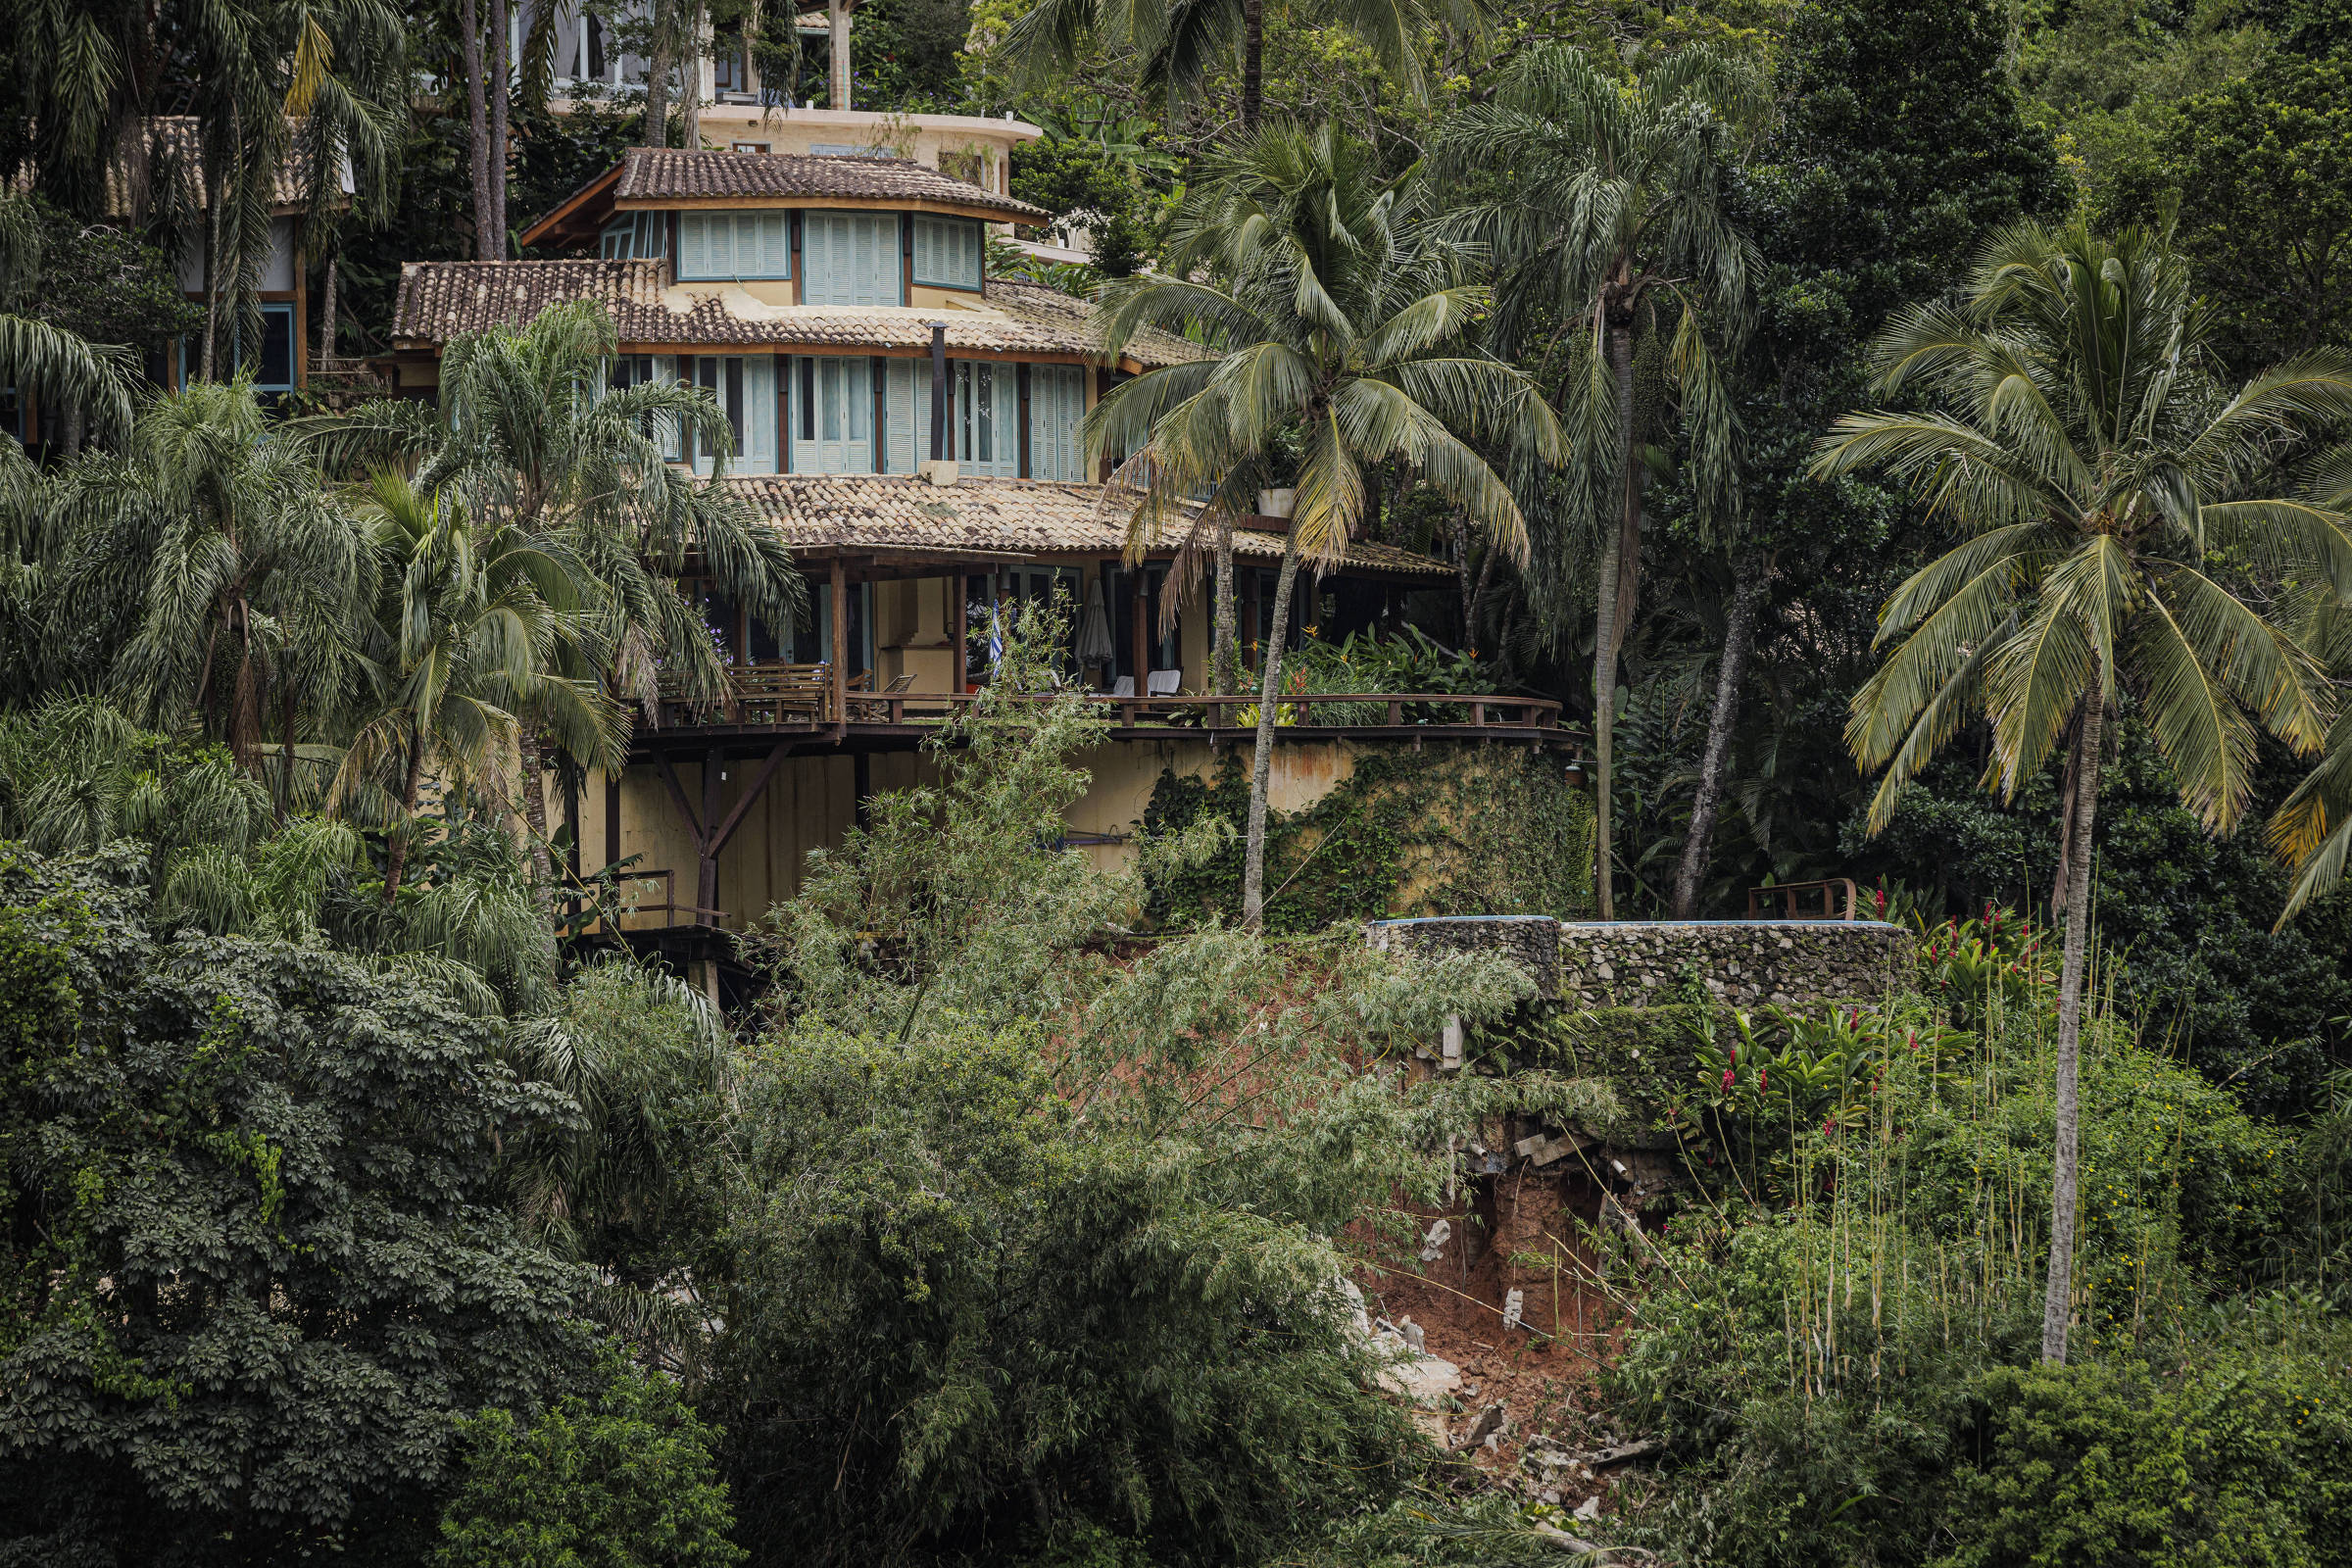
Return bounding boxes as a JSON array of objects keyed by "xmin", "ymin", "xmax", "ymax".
[{"xmin": 1367, "ymin": 915, "xmax": 1912, "ymax": 1011}]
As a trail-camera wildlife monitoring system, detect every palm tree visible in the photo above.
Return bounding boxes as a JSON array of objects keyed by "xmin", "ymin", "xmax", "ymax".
[
  {"xmin": 1812, "ymin": 220, "xmax": 2352, "ymax": 1364},
  {"xmin": 91, "ymin": 380, "xmax": 374, "ymax": 776},
  {"xmin": 293, "ymin": 300, "xmax": 804, "ymax": 881},
  {"xmin": 332, "ymin": 470, "xmax": 622, "ymax": 905},
  {"xmin": 1001, "ymin": 0, "xmax": 1491, "ymax": 132},
  {"xmin": 1438, "ymin": 43, "xmax": 1760, "ymax": 919},
  {"xmin": 0, "ymin": 197, "xmax": 137, "ymax": 449},
  {"xmin": 1091, "ymin": 123, "xmax": 1563, "ymax": 926}
]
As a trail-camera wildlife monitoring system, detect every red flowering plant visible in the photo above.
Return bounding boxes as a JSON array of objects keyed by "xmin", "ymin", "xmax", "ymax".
[{"xmin": 1915, "ymin": 902, "xmax": 2052, "ymax": 1026}]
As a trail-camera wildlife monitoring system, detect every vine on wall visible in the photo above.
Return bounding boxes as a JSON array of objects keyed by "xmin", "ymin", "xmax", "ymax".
[{"xmin": 1140, "ymin": 745, "xmax": 1595, "ymax": 933}]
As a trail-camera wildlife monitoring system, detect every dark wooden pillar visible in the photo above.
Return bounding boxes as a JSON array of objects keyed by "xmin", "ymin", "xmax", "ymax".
[
  {"xmin": 604, "ymin": 771, "xmax": 621, "ymax": 872},
  {"xmin": 854, "ymin": 751, "xmax": 871, "ymax": 831},
  {"xmin": 696, "ymin": 747, "xmax": 723, "ymax": 926},
  {"xmin": 562, "ymin": 767, "xmax": 581, "ymax": 882},
  {"xmin": 949, "ymin": 572, "xmax": 967, "ymax": 693},
  {"xmin": 1130, "ymin": 569, "xmax": 1149, "ymax": 683},
  {"xmin": 829, "ymin": 558, "xmax": 848, "ymax": 727}
]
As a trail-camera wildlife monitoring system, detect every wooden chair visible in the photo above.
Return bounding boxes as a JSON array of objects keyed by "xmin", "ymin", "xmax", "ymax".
[
  {"xmin": 847, "ymin": 670, "xmax": 918, "ymax": 722},
  {"xmin": 732, "ymin": 662, "xmax": 832, "ymax": 725}
]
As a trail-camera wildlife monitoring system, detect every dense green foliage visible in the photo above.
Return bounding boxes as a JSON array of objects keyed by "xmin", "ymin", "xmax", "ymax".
[
  {"xmin": 1142, "ymin": 746, "xmax": 1595, "ymax": 931},
  {"xmin": 0, "ymin": 849, "xmax": 592, "ymax": 1564},
  {"xmin": 436, "ymin": 1349, "xmax": 742, "ymax": 1568},
  {"xmin": 8, "ymin": 0, "xmax": 2352, "ymax": 1563}
]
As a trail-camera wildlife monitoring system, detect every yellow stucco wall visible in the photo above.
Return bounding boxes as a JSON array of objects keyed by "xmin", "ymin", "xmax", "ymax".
[{"xmin": 576, "ymin": 734, "xmax": 1372, "ymax": 931}]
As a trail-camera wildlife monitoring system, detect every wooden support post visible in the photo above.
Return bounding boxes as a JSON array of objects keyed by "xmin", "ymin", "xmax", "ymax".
[
  {"xmin": 830, "ymin": 559, "xmax": 848, "ymax": 730},
  {"xmin": 562, "ymin": 767, "xmax": 581, "ymax": 882},
  {"xmin": 1130, "ymin": 570, "xmax": 1148, "ymax": 684},
  {"xmin": 950, "ymin": 572, "xmax": 967, "ymax": 693},
  {"xmin": 854, "ymin": 751, "xmax": 871, "ymax": 831},
  {"xmin": 696, "ymin": 748, "xmax": 724, "ymax": 927},
  {"xmin": 706, "ymin": 740, "xmax": 795, "ymax": 861},
  {"xmin": 604, "ymin": 771, "xmax": 621, "ymax": 872}
]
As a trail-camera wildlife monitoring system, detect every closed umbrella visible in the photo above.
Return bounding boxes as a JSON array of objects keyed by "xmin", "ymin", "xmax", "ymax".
[{"xmin": 1076, "ymin": 575, "xmax": 1115, "ymax": 673}]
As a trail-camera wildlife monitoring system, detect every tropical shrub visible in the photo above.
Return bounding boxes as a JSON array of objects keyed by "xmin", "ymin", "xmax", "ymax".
[{"xmin": 0, "ymin": 848, "xmax": 591, "ymax": 1564}]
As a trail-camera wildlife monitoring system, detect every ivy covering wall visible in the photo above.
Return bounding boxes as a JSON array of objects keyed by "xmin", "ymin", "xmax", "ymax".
[{"xmin": 1140, "ymin": 744, "xmax": 1595, "ymax": 933}]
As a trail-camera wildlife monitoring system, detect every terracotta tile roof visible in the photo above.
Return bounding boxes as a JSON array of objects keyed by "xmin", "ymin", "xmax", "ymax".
[
  {"xmin": 13, "ymin": 116, "xmax": 347, "ymax": 218},
  {"xmin": 389, "ymin": 259, "xmax": 1206, "ymax": 368},
  {"xmin": 612, "ymin": 147, "xmax": 1047, "ymax": 222},
  {"xmin": 723, "ymin": 473, "xmax": 1451, "ymax": 578}
]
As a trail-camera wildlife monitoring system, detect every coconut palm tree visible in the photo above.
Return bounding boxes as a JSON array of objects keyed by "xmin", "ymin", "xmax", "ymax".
[
  {"xmin": 332, "ymin": 470, "xmax": 622, "ymax": 905},
  {"xmin": 1437, "ymin": 43, "xmax": 1760, "ymax": 919},
  {"xmin": 1812, "ymin": 220, "xmax": 2352, "ymax": 1365},
  {"xmin": 1091, "ymin": 123, "xmax": 1563, "ymax": 927},
  {"xmin": 294, "ymin": 300, "xmax": 804, "ymax": 880}
]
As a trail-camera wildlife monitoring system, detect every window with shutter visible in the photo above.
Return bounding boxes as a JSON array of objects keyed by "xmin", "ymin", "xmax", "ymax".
[
  {"xmin": 911, "ymin": 215, "xmax": 981, "ymax": 291},
  {"xmin": 883, "ymin": 357, "xmax": 931, "ymax": 472},
  {"xmin": 678, "ymin": 212, "xmax": 790, "ymax": 279},
  {"xmin": 802, "ymin": 212, "xmax": 903, "ymax": 306},
  {"xmin": 949, "ymin": 362, "xmax": 1018, "ymax": 478},
  {"xmin": 788, "ymin": 356, "xmax": 874, "ymax": 473},
  {"xmin": 1027, "ymin": 366, "xmax": 1085, "ymax": 482}
]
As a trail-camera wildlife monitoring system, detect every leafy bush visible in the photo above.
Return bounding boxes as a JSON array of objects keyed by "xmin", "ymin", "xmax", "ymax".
[
  {"xmin": 437, "ymin": 1348, "xmax": 742, "ymax": 1568},
  {"xmin": 0, "ymin": 848, "xmax": 592, "ymax": 1564},
  {"xmin": 1600, "ymin": 975, "xmax": 2304, "ymax": 1567},
  {"xmin": 1936, "ymin": 1345, "xmax": 2352, "ymax": 1568},
  {"xmin": 1141, "ymin": 746, "xmax": 1594, "ymax": 933}
]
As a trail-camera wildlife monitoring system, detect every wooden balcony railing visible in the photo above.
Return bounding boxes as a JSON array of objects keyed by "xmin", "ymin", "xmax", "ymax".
[{"xmin": 651, "ymin": 663, "xmax": 1565, "ymax": 735}]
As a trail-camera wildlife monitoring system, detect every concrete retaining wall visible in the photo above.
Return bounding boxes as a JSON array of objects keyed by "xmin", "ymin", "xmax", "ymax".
[{"xmin": 1368, "ymin": 915, "xmax": 1913, "ymax": 1011}]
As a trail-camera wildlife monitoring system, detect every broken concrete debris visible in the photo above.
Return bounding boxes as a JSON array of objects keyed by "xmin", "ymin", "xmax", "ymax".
[{"xmin": 1418, "ymin": 1216, "xmax": 1452, "ymax": 1262}]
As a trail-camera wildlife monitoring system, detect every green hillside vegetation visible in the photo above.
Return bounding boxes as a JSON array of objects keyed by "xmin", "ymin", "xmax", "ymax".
[{"xmin": 7, "ymin": 0, "xmax": 2352, "ymax": 1562}]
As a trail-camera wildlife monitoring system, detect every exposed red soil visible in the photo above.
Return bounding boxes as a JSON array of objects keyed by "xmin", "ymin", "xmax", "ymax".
[{"xmin": 1356, "ymin": 1164, "xmax": 1636, "ymax": 1498}]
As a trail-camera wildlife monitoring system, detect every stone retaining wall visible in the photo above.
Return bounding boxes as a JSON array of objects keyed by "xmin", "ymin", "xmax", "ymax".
[{"xmin": 1367, "ymin": 916, "xmax": 1913, "ymax": 1011}]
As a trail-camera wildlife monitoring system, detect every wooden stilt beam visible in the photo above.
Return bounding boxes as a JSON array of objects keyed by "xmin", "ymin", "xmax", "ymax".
[
  {"xmin": 696, "ymin": 748, "xmax": 724, "ymax": 927},
  {"xmin": 707, "ymin": 740, "xmax": 796, "ymax": 859},
  {"xmin": 830, "ymin": 559, "xmax": 848, "ymax": 735},
  {"xmin": 652, "ymin": 751, "xmax": 706, "ymax": 846}
]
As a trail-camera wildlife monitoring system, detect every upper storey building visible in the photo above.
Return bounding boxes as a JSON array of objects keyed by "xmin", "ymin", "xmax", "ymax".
[
  {"xmin": 384, "ymin": 146, "xmax": 1162, "ymax": 480},
  {"xmin": 380, "ymin": 144, "xmax": 1565, "ymax": 964}
]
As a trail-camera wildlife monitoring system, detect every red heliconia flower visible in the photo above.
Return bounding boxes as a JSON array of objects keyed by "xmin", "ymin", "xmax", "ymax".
[
  {"xmin": 1722, "ymin": 1068, "xmax": 1735, "ymax": 1090},
  {"xmin": 1758, "ymin": 1069, "xmax": 1769, "ymax": 1093},
  {"xmin": 1823, "ymin": 1118, "xmax": 1836, "ymax": 1135}
]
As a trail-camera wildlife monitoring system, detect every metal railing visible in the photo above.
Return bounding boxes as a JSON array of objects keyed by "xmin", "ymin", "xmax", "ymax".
[{"xmin": 1744, "ymin": 878, "xmax": 1861, "ymax": 921}]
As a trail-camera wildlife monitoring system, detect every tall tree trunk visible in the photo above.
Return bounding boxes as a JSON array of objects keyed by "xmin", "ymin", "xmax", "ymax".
[
  {"xmin": 1590, "ymin": 317, "xmax": 1642, "ymax": 920},
  {"xmin": 644, "ymin": 0, "xmax": 673, "ymax": 146},
  {"xmin": 58, "ymin": 400, "xmax": 82, "ymax": 459},
  {"xmin": 278, "ymin": 678, "xmax": 298, "ymax": 821},
  {"xmin": 2042, "ymin": 688, "xmax": 2103, "ymax": 1365},
  {"xmin": 489, "ymin": 0, "xmax": 511, "ymax": 255},
  {"xmin": 1240, "ymin": 0, "xmax": 1262, "ymax": 129},
  {"xmin": 320, "ymin": 251, "xmax": 338, "ymax": 369},
  {"xmin": 1466, "ymin": 542, "xmax": 1497, "ymax": 655},
  {"xmin": 684, "ymin": 1, "xmax": 707, "ymax": 146},
  {"xmin": 519, "ymin": 729, "xmax": 556, "ymax": 901},
  {"xmin": 460, "ymin": 0, "xmax": 494, "ymax": 259},
  {"xmin": 1211, "ymin": 514, "xmax": 1237, "ymax": 697},
  {"xmin": 383, "ymin": 725, "xmax": 427, "ymax": 906},
  {"xmin": 1672, "ymin": 566, "xmax": 1765, "ymax": 918},
  {"xmin": 1241, "ymin": 525, "xmax": 1302, "ymax": 927},
  {"xmin": 826, "ymin": 0, "xmax": 849, "ymax": 109},
  {"xmin": 199, "ymin": 165, "xmax": 224, "ymax": 380}
]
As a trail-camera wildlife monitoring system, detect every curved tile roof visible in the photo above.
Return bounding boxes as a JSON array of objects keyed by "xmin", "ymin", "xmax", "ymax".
[
  {"xmin": 390, "ymin": 259, "xmax": 1205, "ymax": 368},
  {"xmin": 723, "ymin": 473, "xmax": 1450, "ymax": 578},
  {"xmin": 610, "ymin": 147, "xmax": 1048, "ymax": 222}
]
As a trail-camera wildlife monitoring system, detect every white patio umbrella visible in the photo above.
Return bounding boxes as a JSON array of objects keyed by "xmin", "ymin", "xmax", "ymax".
[{"xmin": 1076, "ymin": 575, "xmax": 1116, "ymax": 673}]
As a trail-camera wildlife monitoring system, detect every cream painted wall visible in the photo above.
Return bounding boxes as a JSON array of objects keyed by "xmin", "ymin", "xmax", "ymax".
[{"xmin": 591, "ymin": 735, "xmax": 1369, "ymax": 930}]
